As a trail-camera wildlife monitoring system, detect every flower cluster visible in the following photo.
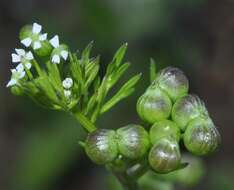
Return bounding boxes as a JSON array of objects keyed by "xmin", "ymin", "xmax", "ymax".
[{"xmin": 7, "ymin": 23, "xmax": 69, "ymax": 89}]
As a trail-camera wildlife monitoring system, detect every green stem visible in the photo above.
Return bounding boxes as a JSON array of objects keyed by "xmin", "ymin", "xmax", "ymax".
[
  {"xmin": 107, "ymin": 156, "xmax": 151, "ymax": 190},
  {"xmin": 72, "ymin": 111, "xmax": 97, "ymax": 132},
  {"xmin": 32, "ymin": 60, "xmax": 43, "ymax": 76},
  {"xmin": 113, "ymin": 171, "xmax": 139, "ymax": 190}
]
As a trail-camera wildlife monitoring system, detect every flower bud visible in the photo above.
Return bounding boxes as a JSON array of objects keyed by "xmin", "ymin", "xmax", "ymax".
[
  {"xmin": 137, "ymin": 87, "xmax": 172, "ymax": 124},
  {"xmin": 183, "ymin": 117, "xmax": 220, "ymax": 156},
  {"xmin": 11, "ymin": 86, "xmax": 24, "ymax": 96},
  {"xmin": 155, "ymin": 67, "xmax": 189, "ymax": 102},
  {"xmin": 117, "ymin": 124, "xmax": 150, "ymax": 159},
  {"xmin": 172, "ymin": 94, "xmax": 209, "ymax": 131},
  {"xmin": 150, "ymin": 120, "xmax": 181, "ymax": 144},
  {"xmin": 148, "ymin": 137, "xmax": 181, "ymax": 174},
  {"xmin": 85, "ymin": 129, "xmax": 118, "ymax": 165}
]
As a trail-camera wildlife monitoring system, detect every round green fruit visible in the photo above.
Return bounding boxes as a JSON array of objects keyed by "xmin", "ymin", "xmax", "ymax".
[
  {"xmin": 85, "ymin": 129, "xmax": 118, "ymax": 165},
  {"xmin": 148, "ymin": 137, "xmax": 181, "ymax": 174},
  {"xmin": 137, "ymin": 87, "xmax": 172, "ymax": 124},
  {"xmin": 117, "ymin": 124, "xmax": 150, "ymax": 159},
  {"xmin": 150, "ymin": 120, "xmax": 181, "ymax": 144},
  {"xmin": 183, "ymin": 117, "xmax": 220, "ymax": 156}
]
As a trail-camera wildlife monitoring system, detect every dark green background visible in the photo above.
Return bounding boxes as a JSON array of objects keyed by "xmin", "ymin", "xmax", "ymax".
[{"xmin": 0, "ymin": 0, "xmax": 233, "ymax": 189}]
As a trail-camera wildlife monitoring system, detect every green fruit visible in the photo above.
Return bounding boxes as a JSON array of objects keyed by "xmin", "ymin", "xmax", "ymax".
[
  {"xmin": 137, "ymin": 87, "xmax": 172, "ymax": 124},
  {"xmin": 172, "ymin": 94, "xmax": 209, "ymax": 131},
  {"xmin": 85, "ymin": 129, "xmax": 118, "ymax": 165},
  {"xmin": 150, "ymin": 120, "xmax": 181, "ymax": 144},
  {"xmin": 183, "ymin": 117, "xmax": 220, "ymax": 156},
  {"xmin": 155, "ymin": 67, "xmax": 189, "ymax": 102},
  {"xmin": 148, "ymin": 137, "xmax": 181, "ymax": 174},
  {"xmin": 117, "ymin": 124, "xmax": 150, "ymax": 159}
]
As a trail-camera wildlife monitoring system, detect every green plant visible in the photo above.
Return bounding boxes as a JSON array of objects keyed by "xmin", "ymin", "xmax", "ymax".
[{"xmin": 7, "ymin": 23, "xmax": 220, "ymax": 190}]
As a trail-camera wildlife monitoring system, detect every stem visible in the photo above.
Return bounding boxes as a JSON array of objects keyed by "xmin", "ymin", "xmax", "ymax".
[
  {"xmin": 106, "ymin": 156, "xmax": 150, "ymax": 190},
  {"xmin": 32, "ymin": 60, "xmax": 43, "ymax": 76},
  {"xmin": 113, "ymin": 171, "xmax": 139, "ymax": 190},
  {"xmin": 72, "ymin": 111, "xmax": 97, "ymax": 132}
]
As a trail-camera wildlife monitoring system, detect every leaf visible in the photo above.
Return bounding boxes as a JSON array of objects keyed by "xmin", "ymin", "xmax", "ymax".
[
  {"xmin": 106, "ymin": 43, "xmax": 128, "ymax": 76},
  {"xmin": 101, "ymin": 73, "xmax": 141, "ymax": 114},
  {"xmin": 150, "ymin": 58, "xmax": 157, "ymax": 83},
  {"xmin": 46, "ymin": 62, "xmax": 63, "ymax": 94},
  {"xmin": 107, "ymin": 62, "xmax": 131, "ymax": 91},
  {"xmin": 85, "ymin": 63, "xmax": 100, "ymax": 89},
  {"xmin": 70, "ymin": 53, "xmax": 83, "ymax": 85},
  {"xmin": 34, "ymin": 72, "xmax": 59, "ymax": 104},
  {"xmin": 81, "ymin": 41, "xmax": 93, "ymax": 67}
]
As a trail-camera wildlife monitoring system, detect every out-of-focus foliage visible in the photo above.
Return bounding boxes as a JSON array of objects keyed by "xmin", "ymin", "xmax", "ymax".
[{"xmin": 11, "ymin": 112, "xmax": 85, "ymax": 190}]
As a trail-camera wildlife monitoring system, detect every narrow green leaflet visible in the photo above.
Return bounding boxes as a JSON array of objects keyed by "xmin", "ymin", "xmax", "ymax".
[
  {"xmin": 84, "ymin": 57, "xmax": 100, "ymax": 89},
  {"xmin": 33, "ymin": 73, "xmax": 60, "ymax": 106},
  {"xmin": 106, "ymin": 43, "xmax": 128, "ymax": 76},
  {"xmin": 101, "ymin": 73, "xmax": 142, "ymax": 114},
  {"xmin": 81, "ymin": 41, "xmax": 93, "ymax": 67},
  {"xmin": 106, "ymin": 62, "xmax": 131, "ymax": 91},
  {"xmin": 70, "ymin": 53, "xmax": 83, "ymax": 83}
]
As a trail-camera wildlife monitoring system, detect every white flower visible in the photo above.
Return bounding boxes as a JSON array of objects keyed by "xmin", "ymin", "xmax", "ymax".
[
  {"xmin": 62, "ymin": 78, "xmax": 73, "ymax": 89},
  {"xmin": 11, "ymin": 49, "xmax": 34, "ymax": 70},
  {"xmin": 6, "ymin": 67, "xmax": 26, "ymax": 87},
  {"xmin": 64, "ymin": 90, "xmax": 71, "ymax": 98},
  {"xmin": 50, "ymin": 35, "xmax": 69, "ymax": 64},
  {"xmin": 21, "ymin": 23, "xmax": 47, "ymax": 50}
]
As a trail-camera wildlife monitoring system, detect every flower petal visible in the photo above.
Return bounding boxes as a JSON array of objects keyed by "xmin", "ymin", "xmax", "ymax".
[
  {"xmin": 33, "ymin": 41, "xmax": 42, "ymax": 50},
  {"xmin": 11, "ymin": 69, "xmax": 17, "ymax": 74},
  {"xmin": 25, "ymin": 51, "xmax": 34, "ymax": 60},
  {"xmin": 25, "ymin": 62, "xmax": 32, "ymax": 69},
  {"xmin": 60, "ymin": 50, "xmax": 68, "ymax": 60},
  {"xmin": 16, "ymin": 63, "xmax": 24, "ymax": 72},
  {"xmin": 39, "ymin": 33, "xmax": 47, "ymax": 41},
  {"xmin": 32, "ymin": 23, "xmax": 42, "ymax": 34},
  {"xmin": 49, "ymin": 35, "xmax": 59, "ymax": 48},
  {"xmin": 15, "ymin": 49, "xmax": 25, "ymax": 56},
  {"xmin": 12, "ymin": 53, "xmax": 21, "ymax": 63},
  {"xmin": 6, "ymin": 78, "xmax": 17, "ymax": 87},
  {"xmin": 52, "ymin": 54, "xmax": 60, "ymax": 64},
  {"xmin": 21, "ymin": 38, "xmax": 32, "ymax": 47}
]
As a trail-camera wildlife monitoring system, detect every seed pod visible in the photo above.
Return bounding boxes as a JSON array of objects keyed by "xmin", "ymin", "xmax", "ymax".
[
  {"xmin": 117, "ymin": 124, "xmax": 150, "ymax": 159},
  {"xmin": 183, "ymin": 117, "xmax": 220, "ymax": 156},
  {"xmin": 137, "ymin": 87, "xmax": 172, "ymax": 124},
  {"xmin": 150, "ymin": 120, "xmax": 181, "ymax": 144},
  {"xmin": 172, "ymin": 94, "xmax": 209, "ymax": 131},
  {"xmin": 85, "ymin": 129, "xmax": 118, "ymax": 165},
  {"xmin": 155, "ymin": 67, "xmax": 189, "ymax": 102},
  {"xmin": 148, "ymin": 137, "xmax": 181, "ymax": 174}
]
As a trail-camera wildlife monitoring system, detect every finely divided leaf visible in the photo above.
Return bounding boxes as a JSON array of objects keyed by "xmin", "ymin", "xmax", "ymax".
[{"xmin": 101, "ymin": 73, "xmax": 141, "ymax": 114}]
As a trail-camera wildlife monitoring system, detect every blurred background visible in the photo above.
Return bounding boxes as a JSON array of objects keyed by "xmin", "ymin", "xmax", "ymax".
[{"xmin": 0, "ymin": 0, "xmax": 234, "ymax": 189}]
